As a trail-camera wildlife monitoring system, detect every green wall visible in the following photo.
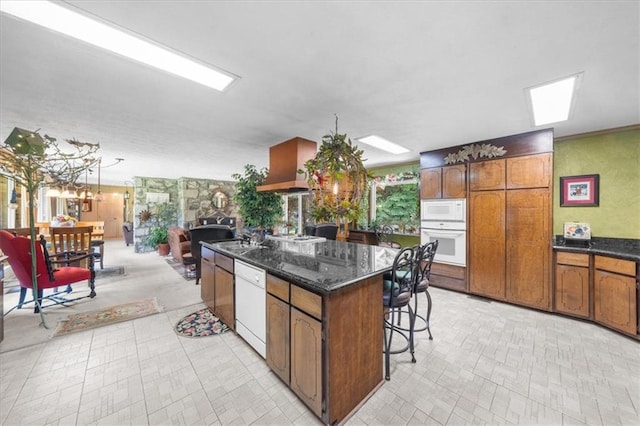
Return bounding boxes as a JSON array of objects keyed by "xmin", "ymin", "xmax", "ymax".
[{"xmin": 553, "ymin": 127, "xmax": 639, "ymax": 239}]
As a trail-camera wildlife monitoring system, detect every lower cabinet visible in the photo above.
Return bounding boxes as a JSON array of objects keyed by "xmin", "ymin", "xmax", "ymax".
[
  {"xmin": 554, "ymin": 251, "xmax": 639, "ymax": 338},
  {"xmin": 266, "ymin": 293, "xmax": 290, "ymax": 384},
  {"xmin": 290, "ymin": 307, "xmax": 323, "ymax": 417},
  {"xmin": 554, "ymin": 252, "xmax": 590, "ymax": 318},
  {"xmin": 594, "ymin": 256, "xmax": 637, "ymax": 335},
  {"xmin": 201, "ymin": 247, "xmax": 235, "ymax": 331},
  {"xmin": 200, "ymin": 247, "xmax": 215, "ymax": 309},
  {"xmin": 214, "ymin": 265, "xmax": 234, "ymax": 331},
  {"xmin": 266, "ymin": 275, "xmax": 323, "ymax": 418},
  {"xmin": 265, "ymin": 272, "xmax": 384, "ymax": 424}
]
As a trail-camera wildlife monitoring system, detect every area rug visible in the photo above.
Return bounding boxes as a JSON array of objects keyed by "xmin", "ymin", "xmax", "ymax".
[
  {"xmin": 165, "ymin": 257, "xmax": 195, "ymax": 281},
  {"xmin": 52, "ymin": 298, "xmax": 163, "ymax": 337},
  {"xmin": 175, "ymin": 308, "xmax": 228, "ymax": 337}
]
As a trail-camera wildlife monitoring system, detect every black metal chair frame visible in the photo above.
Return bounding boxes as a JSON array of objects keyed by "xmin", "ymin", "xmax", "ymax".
[{"xmin": 383, "ymin": 246, "xmax": 418, "ymax": 380}]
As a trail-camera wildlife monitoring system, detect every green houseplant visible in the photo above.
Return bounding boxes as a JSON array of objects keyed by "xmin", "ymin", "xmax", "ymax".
[
  {"xmin": 232, "ymin": 164, "xmax": 283, "ymax": 231},
  {"xmin": 300, "ymin": 119, "xmax": 371, "ymax": 237},
  {"xmin": 143, "ymin": 201, "xmax": 176, "ymax": 255}
]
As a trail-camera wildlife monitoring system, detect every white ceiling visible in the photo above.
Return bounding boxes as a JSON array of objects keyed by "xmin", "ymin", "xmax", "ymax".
[{"xmin": 1, "ymin": 1, "xmax": 638, "ymax": 186}]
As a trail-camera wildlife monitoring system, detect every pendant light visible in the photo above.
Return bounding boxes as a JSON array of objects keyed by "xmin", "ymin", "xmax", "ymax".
[{"xmin": 94, "ymin": 158, "xmax": 103, "ymax": 202}]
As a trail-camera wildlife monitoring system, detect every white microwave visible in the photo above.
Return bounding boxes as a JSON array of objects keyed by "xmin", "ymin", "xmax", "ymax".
[{"xmin": 421, "ymin": 199, "xmax": 466, "ymax": 222}]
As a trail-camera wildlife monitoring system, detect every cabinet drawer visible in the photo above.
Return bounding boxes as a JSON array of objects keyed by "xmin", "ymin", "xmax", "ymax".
[
  {"xmin": 291, "ymin": 285, "xmax": 322, "ymax": 320},
  {"xmin": 431, "ymin": 262, "xmax": 466, "ymax": 280},
  {"xmin": 556, "ymin": 252, "xmax": 590, "ymax": 267},
  {"xmin": 215, "ymin": 252, "xmax": 234, "ymax": 273},
  {"xmin": 595, "ymin": 256, "xmax": 636, "ymax": 276},
  {"xmin": 202, "ymin": 247, "xmax": 215, "ymax": 262},
  {"xmin": 267, "ymin": 274, "xmax": 290, "ymax": 302}
]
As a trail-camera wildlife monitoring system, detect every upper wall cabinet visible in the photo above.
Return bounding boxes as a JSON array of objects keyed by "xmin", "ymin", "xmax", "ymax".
[
  {"xmin": 506, "ymin": 153, "xmax": 552, "ymax": 189},
  {"xmin": 469, "ymin": 159, "xmax": 505, "ymax": 191},
  {"xmin": 420, "ymin": 164, "xmax": 466, "ymax": 199}
]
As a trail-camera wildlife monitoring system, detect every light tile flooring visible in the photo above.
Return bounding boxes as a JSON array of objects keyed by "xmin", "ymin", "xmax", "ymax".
[{"xmin": 1, "ymin": 241, "xmax": 639, "ymax": 425}]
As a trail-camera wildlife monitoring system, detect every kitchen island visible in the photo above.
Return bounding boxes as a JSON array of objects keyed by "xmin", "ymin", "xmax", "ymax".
[{"xmin": 200, "ymin": 238, "xmax": 398, "ymax": 425}]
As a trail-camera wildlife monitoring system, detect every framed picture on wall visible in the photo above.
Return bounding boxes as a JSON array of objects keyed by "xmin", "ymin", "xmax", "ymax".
[{"xmin": 560, "ymin": 174, "xmax": 600, "ymax": 207}]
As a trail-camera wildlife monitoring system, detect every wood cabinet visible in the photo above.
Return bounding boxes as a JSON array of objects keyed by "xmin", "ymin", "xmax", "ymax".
[
  {"xmin": 506, "ymin": 188, "xmax": 551, "ymax": 310},
  {"xmin": 594, "ymin": 256, "xmax": 638, "ymax": 335},
  {"xmin": 430, "ymin": 262, "xmax": 467, "ymax": 292},
  {"xmin": 469, "ymin": 159, "xmax": 505, "ymax": 191},
  {"xmin": 214, "ymin": 265, "xmax": 235, "ymax": 331},
  {"xmin": 469, "ymin": 154, "xmax": 552, "ymax": 310},
  {"xmin": 200, "ymin": 247, "xmax": 216, "ymax": 309},
  {"xmin": 266, "ymin": 279, "xmax": 323, "ymax": 418},
  {"xmin": 291, "ymin": 306, "xmax": 323, "ymax": 417},
  {"xmin": 201, "ymin": 247, "xmax": 235, "ymax": 330},
  {"xmin": 265, "ymin": 272, "xmax": 383, "ymax": 424},
  {"xmin": 266, "ymin": 275, "xmax": 290, "ymax": 384},
  {"xmin": 555, "ymin": 252, "xmax": 590, "ymax": 318},
  {"xmin": 420, "ymin": 164, "xmax": 466, "ymax": 199}
]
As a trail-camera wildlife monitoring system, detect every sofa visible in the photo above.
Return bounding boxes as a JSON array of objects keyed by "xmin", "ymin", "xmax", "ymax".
[{"xmin": 168, "ymin": 226, "xmax": 191, "ymax": 263}]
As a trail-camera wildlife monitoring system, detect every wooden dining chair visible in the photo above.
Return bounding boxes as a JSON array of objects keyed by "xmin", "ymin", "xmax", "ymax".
[{"xmin": 50, "ymin": 226, "xmax": 93, "ymax": 267}]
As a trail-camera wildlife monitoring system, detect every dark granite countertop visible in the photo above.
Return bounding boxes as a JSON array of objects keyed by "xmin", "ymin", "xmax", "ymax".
[
  {"xmin": 201, "ymin": 239, "xmax": 398, "ymax": 294},
  {"xmin": 553, "ymin": 237, "xmax": 640, "ymax": 262}
]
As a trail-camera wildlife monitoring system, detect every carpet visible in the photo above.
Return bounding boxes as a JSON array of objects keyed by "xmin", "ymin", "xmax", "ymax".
[
  {"xmin": 175, "ymin": 307, "xmax": 228, "ymax": 337},
  {"xmin": 53, "ymin": 298, "xmax": 163, "ymax": 337},
  {"xmin": 165, "ymin": 257, "xmax": 195, "ymax": 281}
]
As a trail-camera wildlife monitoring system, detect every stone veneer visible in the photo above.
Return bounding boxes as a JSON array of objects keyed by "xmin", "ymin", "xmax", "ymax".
[{"xmin": 131, "ymin": 176, "xmax": 238, "ymax": 253}]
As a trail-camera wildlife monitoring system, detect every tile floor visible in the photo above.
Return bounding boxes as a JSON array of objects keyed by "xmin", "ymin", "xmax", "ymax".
[{"xmin": 1, "ymin": 240, "xmax": 639, "ymax": 425}]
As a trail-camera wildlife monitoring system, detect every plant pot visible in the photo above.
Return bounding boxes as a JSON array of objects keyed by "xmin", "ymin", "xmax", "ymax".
[{"xmin": 157, "ymin": 243, "xmax": 170, "ymax": 256}]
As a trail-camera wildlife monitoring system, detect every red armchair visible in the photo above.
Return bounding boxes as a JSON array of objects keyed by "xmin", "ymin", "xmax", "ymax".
[{"xmin": 0, "ymin": 230, "xmax": 97, "ymax": 315}]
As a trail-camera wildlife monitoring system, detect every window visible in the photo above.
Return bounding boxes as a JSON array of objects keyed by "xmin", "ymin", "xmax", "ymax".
[
  {"xmin": 281, "ymin": 192, "xmax": 312, "ymax": 235},
  {"xmin": 369, "ymin": 170, "xmax": 420, "ymax": 234},
  {"xmin": 372, "ymin": 181, "xmax": 419, "ymax": 234}
]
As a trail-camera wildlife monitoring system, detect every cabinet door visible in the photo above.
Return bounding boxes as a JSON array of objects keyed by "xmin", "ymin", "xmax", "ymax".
[
  {"xmin": 506, "ymin": 153, "xmax": 551, "ymax": 189},
  {"xmin": 555, "ymin": 264, "xmax": 590, "ymax": 318},
  {"xmin": 442, "ymin": 164, "xmax": 466, "ymax": 198},
  {"xmin": 290, "ymin": 307, "xmax": 323, "ymax": 417},
  {"xmin": 201, "ymin": 256, "xmax": 215, "ymax": 310},
  {"xmin": 214, "ymin": 266, "xmax": 235, "ymax": 331},
  {"xmin": 506, "ymin": 188, "xmax": 551, "ymax": 310},
  {"xmin": 594, "ymin": 270, "xmax": 637, "ymax": 335},
  {"xmin": 469, "ymin": 159, "xmax": 505, "ymax": 191},
  {"xmin": 420, "ymin": 168, "xmax": 441, "ymax": 199},
  {"xmin": 469, "ymin": 190, "xmax": 505, "ymax": 299},
  {"xmin": 266, "ymin": 294, "xmax": 290, "ymax": 384}
]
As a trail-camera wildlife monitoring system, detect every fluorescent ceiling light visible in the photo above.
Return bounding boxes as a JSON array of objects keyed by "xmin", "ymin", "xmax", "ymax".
[
  {"xmin": 0, "ymin": 0, "xmax": 237, "ymax": 91},
  {"xmin": 356, "ymin": 135, "xmax": 410, "ymax": 154},
  {"xmin": 526, "ymin": 73, "xmax": 582, "ymax": 126}
]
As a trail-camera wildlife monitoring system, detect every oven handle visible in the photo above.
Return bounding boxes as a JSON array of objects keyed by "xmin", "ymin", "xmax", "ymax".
[{"xmin": 422, "ymin": 230, "xmax": 466, "ymax": 237}]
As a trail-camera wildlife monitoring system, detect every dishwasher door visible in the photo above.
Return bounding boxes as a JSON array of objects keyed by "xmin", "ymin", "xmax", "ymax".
[{"xmin": 234, "ymin": 260, "xmax": 266, "ymax": 358}]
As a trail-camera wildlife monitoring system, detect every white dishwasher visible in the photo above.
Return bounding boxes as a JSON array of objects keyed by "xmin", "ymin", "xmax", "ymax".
[{"xmin": 234, "ymin": 259, "xmax": 266, "ymax": 358}]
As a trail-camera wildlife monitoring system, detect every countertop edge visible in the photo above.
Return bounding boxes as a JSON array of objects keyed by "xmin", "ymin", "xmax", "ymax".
[
  {"xmin": 202, "ymin": 241, "xmax": 393, "ymax": 295},
  {"xmin": 553, "ymin": 245, "xmax": 640, "ymax": 262}
]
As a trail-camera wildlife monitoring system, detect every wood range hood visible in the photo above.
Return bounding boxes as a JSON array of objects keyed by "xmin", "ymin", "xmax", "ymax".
[{"xmin": 256, "ymin": 137, "xmax": 317, "ymax": 193}]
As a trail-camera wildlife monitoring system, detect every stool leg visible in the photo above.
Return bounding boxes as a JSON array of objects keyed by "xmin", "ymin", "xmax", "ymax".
[{"xmin": 99, "ymin": 244, "xmax": 104, "ymax": 269}]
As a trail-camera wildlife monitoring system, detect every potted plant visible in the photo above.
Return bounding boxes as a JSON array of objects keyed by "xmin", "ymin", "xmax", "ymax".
[
  {"xmin": 147, "ymin": 226, "xmax": 170, "ymax": 256},
  {"xmin": 232, "ymin": 164, "xmax": 283, "ymax": 236},
  {"xmin": 143, "ymin": 201, "xmax": 177, "ymax": 255}
]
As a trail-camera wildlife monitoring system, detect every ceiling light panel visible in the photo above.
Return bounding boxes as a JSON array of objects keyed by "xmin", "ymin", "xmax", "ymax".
[
  {"xmin": 526, "ymin": 73, "xmax": 582, "ymax": 126},
  {"xmin": 0, "ymin": 0, "xmax": 237, "ymax": 91},
  {"xmin": 356, "ymin": 135, "xmax": 410, "ymax": 154}
]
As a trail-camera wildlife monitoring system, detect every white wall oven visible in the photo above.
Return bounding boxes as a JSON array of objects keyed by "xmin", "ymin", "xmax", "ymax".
[{"xmin": 421, "ymin": 199, "xmax": 466, "ymax": 266}]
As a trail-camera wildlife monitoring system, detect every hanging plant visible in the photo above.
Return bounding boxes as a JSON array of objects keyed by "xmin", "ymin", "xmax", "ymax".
[{"xmin": 300, "ymin": 118, "xmax": 371, "ymax": 223}]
